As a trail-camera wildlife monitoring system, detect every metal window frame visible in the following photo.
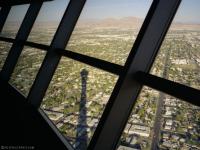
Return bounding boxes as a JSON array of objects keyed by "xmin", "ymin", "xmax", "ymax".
[
  {"xmin": 0, "ymin": 0, "xmax": 200, "ymax": 150},
  {"xmin": 1, "ymin": 36, "xmax": 199, "ymax": 107},
  {"xmin": 0, "ymin": 36, "xmax": 123, "ymax": 75},
  {"xmin": 0, "ymin": 1, "xmax": 44, "ymax": 82},
  {"xmin": 27, "ymin": 0, "xmax": 87, "ymax": 108},
  {"xmin": 0, "ymin": 36, "xmax": 49, "ymax": 50},
  {"xmin": 134, "ymin": 71, "xmax": 200, "ymax": 107},
  {"xmin": 88, "ymin": 0, "xmax": 182, "ymax": 149},
  {"xmin": 57, "ymin": 48, "xmax": 123, "ymax": 75}
]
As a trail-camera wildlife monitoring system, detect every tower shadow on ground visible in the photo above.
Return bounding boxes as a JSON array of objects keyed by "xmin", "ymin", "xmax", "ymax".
[{"xmin": 75, "ymin": 69, "xmax": 89, "ymax": 150}]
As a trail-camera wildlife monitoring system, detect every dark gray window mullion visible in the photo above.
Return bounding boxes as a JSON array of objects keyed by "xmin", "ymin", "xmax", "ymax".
[
  {"xmin": 0, "ymin": 2, "xmax": 43, "ymax": 82},
  {"xmin": 0, "ymin": 6, "xmax": 11, "ymax": 33},
  {"xmin": 89, "ymin": 0, "xmax": 181, "ymax": 149},
  {"xmin": 27, "ymin": 2, "xmax": 86, "ymax": 148},
  {"xmin": 134, "ymin": 71, "xmax": 200, "ymax": 107},
  {"xmin": 28, "ymin": 0, "xmax": 86, "ymax": 108}
]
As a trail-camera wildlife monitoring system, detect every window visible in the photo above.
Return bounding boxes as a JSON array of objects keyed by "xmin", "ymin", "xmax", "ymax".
[
  {"xmin": 118, "ymin": 1, "xmax": 200, "ymax": 149},
  {"xmin": 118, "ymin": 87, "xmax": 157, "ymax": 150},
  {"xmin": 0, "ymin": 41, "xmax": 12, "ymax": 70},
  {"xmin": 9, "ymin": 46, "xmax": 46, "ymax": 96},
  {"xmin": 0, "ymin": 5, "xmax": 29, "ymax": 38},
  {"xmin": 28, "ymin": 0, "xmax": 69, "ymax": 45},
  {"xmin": 151, "ymin": 0, "xmax": 200, "ymax": 90},
  {"xmin": 41, "ymin": 57, "xmax": 118, "ymax": 148},
  {"xmin": 66, "ymin": 0, "xmax": 152, "ymax": 65},
  {"xmin": 118, "ymin": 87, "xmax": 200, "ymax": 150},
  {"xmin": 0, "ymin": 0, "xmax": 199, "ymax": 150}
]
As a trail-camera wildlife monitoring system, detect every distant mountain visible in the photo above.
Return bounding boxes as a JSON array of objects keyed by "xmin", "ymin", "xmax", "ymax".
[
  {"xmin": 76, "ymin": 17, "xmax": 143, "ymax": 28},
  {"xmin": 4, "ymin": 17, "xmax": 200, "ymax": 30},
  {"xmin": 170, "ymin": 22, "xmax": 200, "ymax": 30},
  {"xmin": 76, "ymin": 17, "xmax": 200, "ymax": 30}
]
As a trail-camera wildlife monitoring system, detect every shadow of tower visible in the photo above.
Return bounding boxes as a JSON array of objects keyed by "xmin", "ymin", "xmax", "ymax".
[{"xmin": 75, "ymin": 69, "xmax": 88, "ymax": 150}]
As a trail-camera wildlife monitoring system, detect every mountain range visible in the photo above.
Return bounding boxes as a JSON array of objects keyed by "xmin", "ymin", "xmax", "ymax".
[{"xmin": 4, "ymin": 16, "xmax": 200, "ymax": 30}]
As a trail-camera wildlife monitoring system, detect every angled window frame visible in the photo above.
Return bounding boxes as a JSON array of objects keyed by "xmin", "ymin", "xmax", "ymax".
[
  {"xmin": 0, "ymin": 0, "xmax": 199, "ymax": 150},
  {"xmin": 88, "ymin": 0, "xmax": 183, "ymax": 149}
]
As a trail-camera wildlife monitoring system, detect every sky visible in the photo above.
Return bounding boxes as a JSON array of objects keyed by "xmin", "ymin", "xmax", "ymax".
[{"xmin": 5, "ymin": 0, "xmax": 200, "ymax": 24}]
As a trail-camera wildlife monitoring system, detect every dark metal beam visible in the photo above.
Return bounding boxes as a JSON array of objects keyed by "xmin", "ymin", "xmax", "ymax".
[
  {"xmin": 0, "ymin": 36, "xmax": 123, "ymax": 75},
  {"xmin": 0, "ymin": 2, "xmax": 43, "ymax": 82},
  {"xmin": 88, "ymin": 0, "xmax": 182, "ymax": 149},
  {"xmin": 0, "ymin": 0, "xmax": 52, "ymax": 7},
  {"xmin": 0, "ymin": 79, "xmax": 70, "ymax": 150},
  {"xmin": 25, "ymin": 40, "xmax": 49, "ymax": 50},
  {"xmin": 0, "ymin": 36, "xmax": 49, "ymax": 50},
  {"xmin": 57, "ymin": 48, "xmax": 123, "ymax": 75},
  {"xmin": 134, "ymin": 71, "xmax": 200, "ymax": 107},
  {"xmin": 28, "ymin": 0, "xmax": 86, "ymax": 109},
  {"xmin": 27, "ymin": 3, "xmax": 86, "ymax": 148},
  {"xmin": 0, "ymin": 6, "xmax": 11, "ymax": 33},
  {"xmin": 0, "ymin": 36, "xmax": 15, "ymax": 43},
  {"xmin": 24, "ymin": 41, "xmax": 50, "ymax": 51}
]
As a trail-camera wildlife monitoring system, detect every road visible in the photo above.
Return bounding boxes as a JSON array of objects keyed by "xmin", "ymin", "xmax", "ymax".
[{"xmin": 151, "ymin": 45, "xmax": 172, "ymax": 150}]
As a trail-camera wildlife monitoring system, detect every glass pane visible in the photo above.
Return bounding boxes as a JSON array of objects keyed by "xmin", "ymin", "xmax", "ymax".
[
  {"xmin": 151, "ymin": 0, "xmax": 200, "ymax": 90},
  {"xmin": 0, "ymin": 41, "xmax": 12, "ymax": 70},
  {"xmin": 0, "ymin": 5, "xmax": 29, "ymax": 38},
  {"xmin": 27, "ymin": 0, "xmax": 69, "ymax": 45},
  {"xmin": 41, "ymin": 57, "xmax": 118, "ymax": 149},
  {"xmin": 66, "ymin": 0, "xmax": 152, "ymax": 65},
  {"xmin": 118, "ymin": 87, "xmax": 158, "ymax": 150},
  {"xmin": 9, "ymin": 46, "xmax": 46, "ymax": 96},
  {"xmin": 117, "ymin": 87, "xmax": 200, "ymax": 150}
]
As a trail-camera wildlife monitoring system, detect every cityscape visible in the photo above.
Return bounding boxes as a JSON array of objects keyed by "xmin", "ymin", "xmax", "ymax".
[{"xmin": 0, "ymin": 9, "xmax": 200, "ymax": 150}]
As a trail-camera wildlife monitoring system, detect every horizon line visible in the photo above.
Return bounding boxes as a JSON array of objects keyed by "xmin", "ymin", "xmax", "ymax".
[{"xmin": 5, "ymin": 16, "xmax": 200, "ymax": 25}]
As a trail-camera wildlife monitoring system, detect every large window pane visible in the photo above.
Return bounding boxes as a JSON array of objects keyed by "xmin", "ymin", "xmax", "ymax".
[
  {"xmin": 117, "ymin": 87, "xmax": 200, "ymax": 150},
  {"xmin": 118, "ymin": 87, "xmax": 158, "ymax": 150},
  {"xmin": 151, "ymin": 0, "xmax": 200, "ymax": 90},
  {"xmin": 27, "ymin": 0, "xmax": 69, "ymax": 45},
  {"xmin": 66, "ymin": 0, "xmax": 152, "ymax": 65},
  {"xmin": 0, "ymin": 41, "xmax": 12, "ymax": 70},
  {"xmin": 118, "ymin": 1, "xmax": 200, "ymax": 144},
  {"xmin": 9, "ymin": 46, "xmax": 46, "ymax": 96},
  {"xmin": 41, "ymin": 57, "xmax": 118, "ymax": 149},
  {"xmin": 0, "ymin": 5, "xmax": 29, "ymax": 38}
]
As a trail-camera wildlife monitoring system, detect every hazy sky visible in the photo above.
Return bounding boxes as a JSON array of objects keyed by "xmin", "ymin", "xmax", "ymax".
[{"xmin": 5, "ymin": 0, "xmax": 200, "ymax": 23}]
